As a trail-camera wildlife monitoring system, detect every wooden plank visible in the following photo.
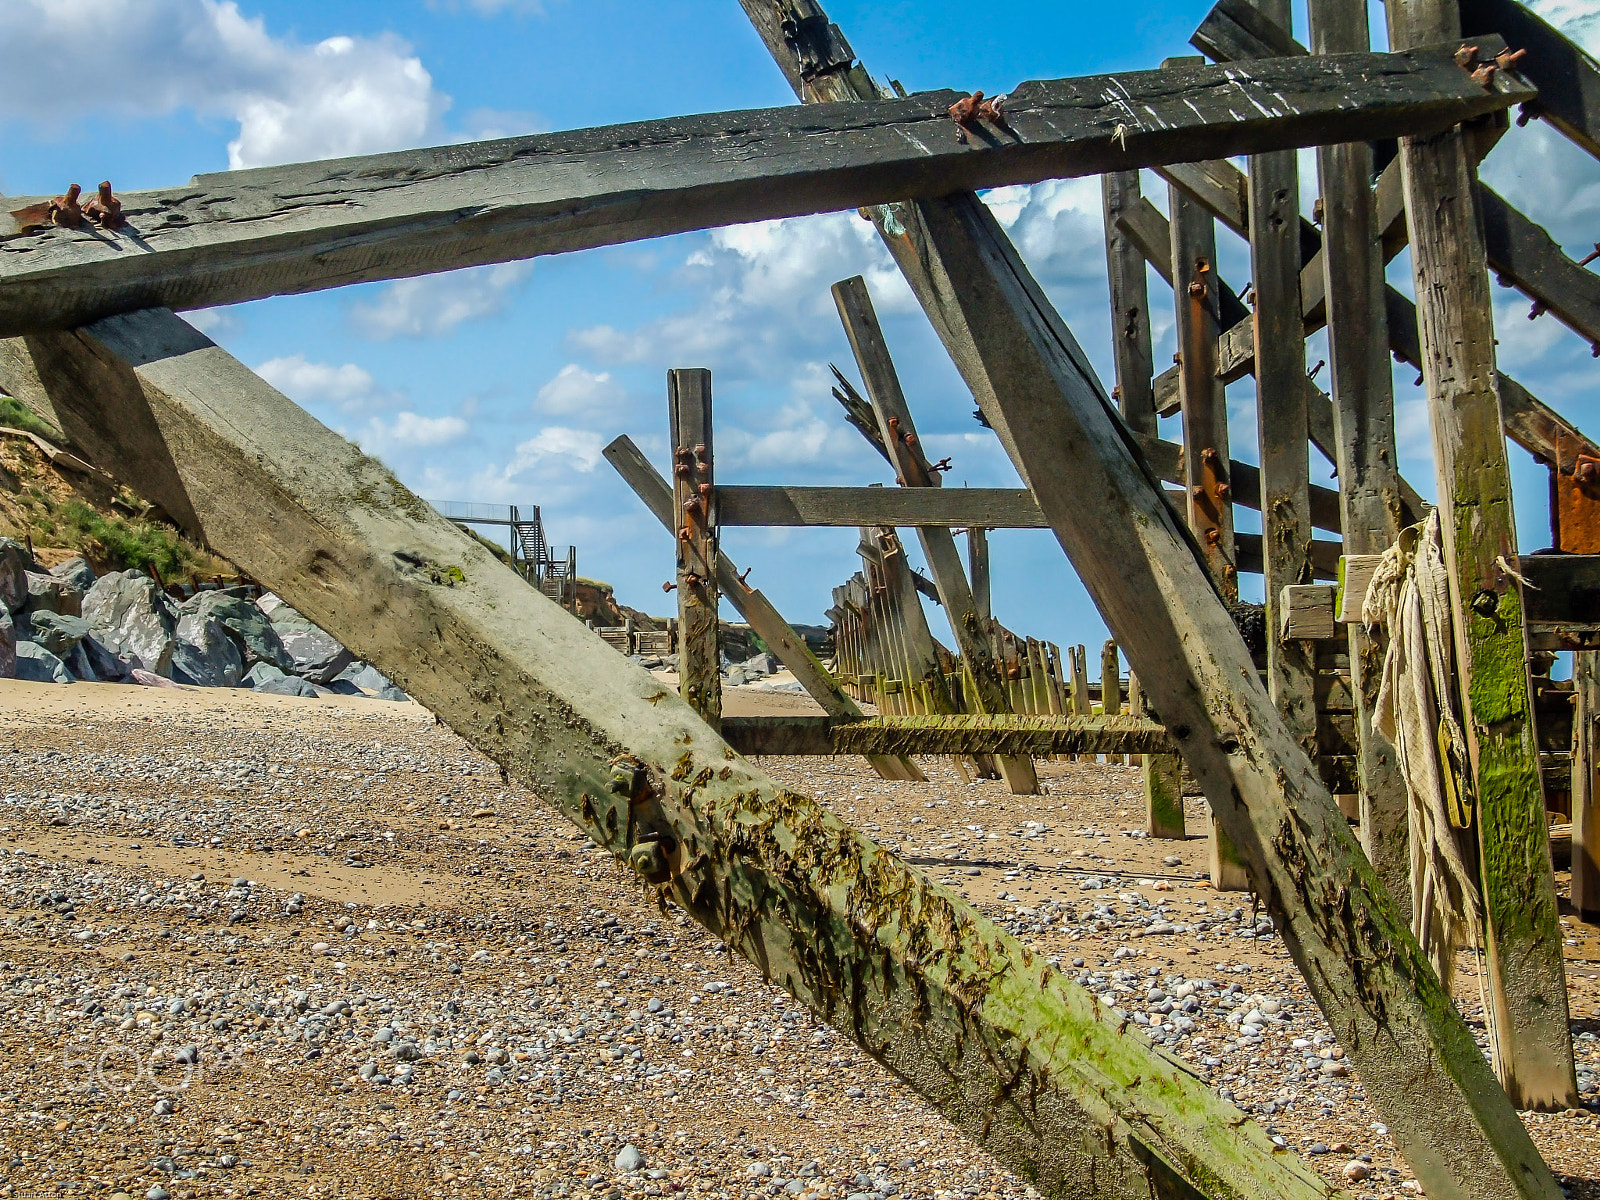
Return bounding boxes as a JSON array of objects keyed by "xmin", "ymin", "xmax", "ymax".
[
  {"xmin": 1389, "ymin": 0, "xmax": 1579, "ymax": 1114},
  {"xmin": 1130, "ymin": 673, "xmax": 1186, "ymax": 839},
  {"xmin": 1247, "ymin": 0, "xmax": 1319, "ymax": 762},
  {"xmin": 720, "ymin": 713, "xmax": 1175, "ymax": 758},
  {"xmin": 1575, "ymin": 653, "xmax": 1600, "ymax": 921},
  {"xmin": 2, "ymin": 306, "xmax": 1342, "ymax": 1200},
  {"xmin": 1279, "ymin": 584, "xmax": 1338, "ymax": 640},
  {"xmin": 669, "ymin": 369, "xmax": 720, "ymax": 730},
  {"xmin": 1102, "ymin": 171, "xmax": 1158, "ymax": 434},
  {"xmin": 742, "ymin": 4, "xmax": 1565, "ymax": 1191},
  {"xmin": 1480, "ymin": 184, "xmax": 1600, "ymax": 351},
  {"xmin": 602, "ymin": 434, "xmax": 918, "ymax": 781},
  {"xmin": 1237, "ymin": 533, "xmax": 1340, "ymax": 580},
  {"xmin": 718, "ymin": 484, "xmax": 1048, "ymax": 528},
  {"xmin": 1460, "ymin": 0, "xmax": 1600, "ymax": 161},
  {"xmin": 0, "ymin": 48, "xmax": 1532, "ymax": 339},
  {"xmin": 832, "ymin": 275, "xmax": 1034, "ymax": 791},
  {"xmin": 1520, "ymin": 554, "xmax": 1600, "ymax": 624},
  {"xmin": 968, "ymin": 528, "xmax": 991, "ymax": 621}
]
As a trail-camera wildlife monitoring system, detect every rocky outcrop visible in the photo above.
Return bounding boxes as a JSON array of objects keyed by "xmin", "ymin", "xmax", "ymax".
[
  {"xmin": 256, "ymin": 675, "xmax": 320, "ymax": 698},
  {"xmin": 16, "ymin": 641, "xmax": 71, "ymax": 684},
  {"xmin": 27, "ymin": 611, "xmax": 89, "ymax": 658},
  {"xmin": 172, "ymin": 612, "xmax": 245, "ymax": 688},
  {"xmin": 81, "ymin": 571, "xmax": 178, "ymax": 676},
  {"xmin": 0, "ymin": 608, "xmax": 14, "ymax": 679},
  {"xmin": 270, "ymin": 605, "xmax": 355, "ymax": 683},
  {"xmin": 26, "ymin": 572, "xmax": 82, "ymax": 616},
  {"xmin": 50, "ymin": 557, "xmax": 97, "ymax": 595},
  {"xmin": 0, "ymin": 539, "xmax": 34, "ymax": 614},
  {"xmin": 180, "ymin": 591, "xmax": 292, "ymax": 671}
]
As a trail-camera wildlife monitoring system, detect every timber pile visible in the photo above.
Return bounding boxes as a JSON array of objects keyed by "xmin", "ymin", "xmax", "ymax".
[{"xmin": 2, "ymin": 0, "xmax": 1599, "ymax": 1197}]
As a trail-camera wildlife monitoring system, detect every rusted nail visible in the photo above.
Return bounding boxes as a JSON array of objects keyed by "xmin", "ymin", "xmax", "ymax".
[
  {"xmin": 1579, "ymin": 243, "xmax": 1600, "ymax": 269},
  {"xmin": 1529, "ymin": 299, "xmax": 1548, "ymax": 320},
  {"xmin": 47, "ymin": 183, "xmax": 84, "ymax": 229},
  {"xmin": 662, "ymin": 581, "xmax": 677, "ymax": 592},
  {"xmin": 737, "ymin": 567, "xmax": 754, "ymax": 589},
  {"xmin": 1494, "ymin": 47, "xmax": 1526, "ymax": 71},
  {"xmin": 930, "ymin": 457, "xmax": 953, "ymax": 474},
  {"xmin": 1205, "ymin": 528, "xmax": 1222, "ymax": 547},
  {"xmin": 1308, "ymin": 359, "xmax": 1326, "ymax": 380},
  {"xmin": 1453, "ymin": 43, "xmax": 1480, "ymax": 69},
  {"xmin": 1311, "ymin": 197, "xmax": 1325, "ymax": 226},
  {"xmin": 1516, "ymin": 101, "xmax": 1538, "ymax": 127},
  {"xmin": 83, "ymin": 181, "xmax": 125, "ymax": 230},
  {"xmin": 977, "ymin": 94, "xmax": 1006, "ymax": 125},
  {"xmin": 948, "ymin": 91, "xmax": 983, "ymax": 143},
  {"xmin": 1471, "ymin": 63, "xmax": 1498, "ymax": 87}
]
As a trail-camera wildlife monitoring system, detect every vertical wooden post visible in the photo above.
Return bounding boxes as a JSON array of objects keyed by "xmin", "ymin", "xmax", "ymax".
[
  {"xmin": 968, "ymin": 528, "xmax": 991, "ymax": 622},
  {"xmin": 1390, "ymin": 0, "xmax": 1577, "ymax": 1111},
  {"xmin": 1247, "ymin": 0, "xmax": 1318, "ymax": 759},
  {"xmin": 834, "ymin": 276, "xmax": 1037, "ymax": 794},
  {"xmin": 1575, "ymin": 653, "xmax": 1600, "ymax": 922},
  {"xmin": 1307, "ymin": 0, "xmax": 1414, "ymax": 915},
  {"xmin": 1102, "ymin": 169, "xmax": 1157, "ymax": 435},
  {"xmin": 670, "ymin": 368, "xmax": 720, "ymax": 731},
  {"xmin": 1167, "ymin": 68, "xmax": 1245, "ymax": 886},
  {"xmin": 1100, "ymin": 639, "xmax": 1123, "ymax": 764},
  {"xmin": 1043, "ymin": 641, "xmax": 1065, "ymax": 716},
  {"xmin": 1131, "ymin": 672, "xmax": 1186, "ymax": 840}
]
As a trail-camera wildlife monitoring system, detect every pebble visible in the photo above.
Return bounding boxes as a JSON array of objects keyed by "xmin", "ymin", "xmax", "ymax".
[
  {"xmin": 1344, "ymin": 1161, "xmax": 1372, "ymax": 1182},
  {"xmin": 616, "ymin": 1144, "xmax": 645, "ymax": 1172}
]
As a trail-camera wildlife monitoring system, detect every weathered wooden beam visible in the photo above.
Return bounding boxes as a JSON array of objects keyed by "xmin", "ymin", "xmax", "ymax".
[
  {"xmin": 740, "ymin": 3, "xmax": 1563, "ymax": 1194},
  {"xmin": 1389, "ymin": 0, "xmax": 1578, "ymax": 1113},
  {"xmin": 0, "ymin": 47, "xmax": 1532, "ymax": 338},
  {"xmin": 722, "ymin": 713, "xmax": 1173, "ymax": 758},
  {"xmin": 4, "ymin": 305, "xmax": 1351, "ymax": 1200},
  {"xmin": 602, "ymin": 433, "xmax": 918, "ymax": 781},
  {"xmin": 1575, "ymin": 653, "xmax": 1600, "ymax": 921},
  {"xmin": 670, "ymin": 370, "xmax": 721, "ymax": 730},
  {"xmin": 718, "ymin": 484, "xmax": 1048, "ymax": 528},
  {"xmin": 833, "ymin": 275, "xmax": 1037, "ymax": 793},
  {"xmin": 1101, "ymin": 172, "xmax": 1157, "ymax": 434},
  {"xmin": 1460, "ymin": 0, "xmax": 1600, "ymax": 161},
  {"xmin": 1306, "ymin": 0, "xmax": 1413, "ymax": 911},
  {"xmin": 968, "ymin": 528, "xmax": 991, "ymax": 621},
  {"xmin": 1246, "ymin": 0, "xmax": 1318, "ymax": 765}
]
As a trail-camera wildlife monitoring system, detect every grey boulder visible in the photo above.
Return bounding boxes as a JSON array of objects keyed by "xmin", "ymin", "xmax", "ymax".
[
  {"xmin": 241, "ymin": 662, "xmax": 286, "ymax": 688},
  {"xmin": 81, "ymin": 635, "xmax": 134, "ymax": 682},
  {"xmin": 82, "ymin": 571, "xmax": 177, "ymax": 675},
  {"xmin": 172, "ymin": 613, "xmax": 245, "ymax": 688},
  {"xmin": 27, "ymin": 611, "xmax": 90, "ymax": 658},
  {"xmin": 0, "ymin": 608, "xmax": 14, "ymax": 678},
  {"xmin": 181, "ymin": 591, "xmax": 292, "ymax": 670},
  {"xmin": 26, "ymin": 571, "xmax": 82, "ymax": 616},
  {"xmin": 16, "ymin": 641, "xmax": 71, "ymax": 684},
  {"xmin": 0, "ymin": 539, "xmax": 34, "ymax": 614},
  {"xmin": 49, "ymin": 556, "xmax": 97, "ymax": 594},
  {"xmin": 255, "ymin": 675, "xmax": 320, "ymax": 698},
  {"xmin": 274, "ymin": 618, "xmax": 354, "ymax": 683},
  {"xmin": 334, "ymin": 662, "xmax": 395, "ymax": 692}
]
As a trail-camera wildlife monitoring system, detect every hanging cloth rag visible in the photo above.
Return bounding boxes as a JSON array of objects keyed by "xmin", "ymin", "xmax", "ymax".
[{"xmin": 1364, "ymin": 510, "xmax": 1484, "ymax": 994}]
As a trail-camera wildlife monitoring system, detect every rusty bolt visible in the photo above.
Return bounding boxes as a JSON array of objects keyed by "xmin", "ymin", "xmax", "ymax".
[
  {"xmin": 683, "ymin": 497, "xmax": 702, "ymax": 517},
  {"xmin": 607, "ymin": 762, "xmax": 639, "ymax": 798},
  {"xmin": 1470, "ymin": 589, "xmax": 1499, "ymax": 618},
  {"xmin": 1577, "ymin": 460, "xmax": 1600, "ymax": 486},
  {"xmin": 931, "ymin": 457, "xmax": 953, "ymax": 473},
  {"xmin": 662, "ymin": 581, "xmax": 677, "ymax": 592},
  {"xmin": 693, "ymin": 444, "xmax": 706, "ymax": 458},
  {"xmin": 674, "ymin": 463, "xmax": 691, "ymax": 478},
  {"xmin": 684, "ymin": 572, "xmax": 703, "ymax": 589},
  {"xmin": 1216, "ymin": 483, "xmax": 1232, "ymax": 501},
  {"xmin": 904, "ymin": 432, "xmax": 918, "ymax": 446},
  {"xmin": 1471, "ymin": 63, "xmax": 1498, "ymax": 87},
  {"xmin": 84, "ymin": 180, "xmax": 125, "ymax": 230},
  {"xmin": 1454, "ymin": 43, "xmax": 1479, "ymax": 69},
  {"xmin": 1205, "ymin": 528, "xmax": 1222, "ymax": 547},
  {"xmin": 1530, "ymin": 300, "xmax": 1548, "ymax": 320},
  {"xmin": 1517, "ymin": 101, "xmax": 1538, "ymax": 126},
  {"xmin": 628, "ymin": 837, "xmax": 672, "ymax": 885},
  {"xmin": 678, "ymin": 528, "xmax": 692, "ymax": 543},
  {"xmin": 696, "ymin": 482, "xmax": 712, "ymax": 498},
  {"xmin": 1580, "ymin": 243, "xmax": 1600, "ymax": 269},
  {"xmin": 1190, "ymin": 485, "xmax": 1206, "ymax": 498},
  {"xmin": 1201, "ymin": 447, "xmax": 1222, "ymax": 466},
  {"xmin": 47, "ymin": 183, "xmax": 84, "ymax": 229},
  {"xmin": 1495, "ymin": 47, "xmax": 1527, "ymax": 71},
  {"xmin": 737, "ymin": 566, "xmax": 753, "ymax": 589},
  {"xmin": 1187, "ymin": 280, "xmax": 1206, "ymax": 297}
]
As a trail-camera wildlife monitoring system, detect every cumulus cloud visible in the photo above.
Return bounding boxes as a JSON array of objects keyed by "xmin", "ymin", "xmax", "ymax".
[
  {"xmin": 256, "ymin": 354, "xmax": 397, "ymax": 412},
  {"xmin": 535, "ymin": 364, "xmax": 625, "ymax": 416},
  {"xmin": 0, "ymin": 0, "xmax": 448, "ymax": 169},
  {"xmin": 364, "ymin": 412, "xmax": 470, "ymax": 448},
  {"xmin": 504, "ymin": 427, "xmax": 606, "ymax": 476},
  {"xmin": 348, "ymin": 263, "xmax": 534, "ymax": 340}
]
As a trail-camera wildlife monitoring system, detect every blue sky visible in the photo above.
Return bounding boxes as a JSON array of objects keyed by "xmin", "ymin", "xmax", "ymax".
[{"xmin": 3, "ymin": 0, "xmax": 1598, "ymax": 659}]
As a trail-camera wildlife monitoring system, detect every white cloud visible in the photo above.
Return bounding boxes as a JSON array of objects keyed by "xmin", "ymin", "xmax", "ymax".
[
  {"xmin": 368, "ymin": 412, "xmax": 470, "ymax": 447},
  {"xmin": 427, "ymin": 0, "xmax": 548, "ymax": 14},
  {"xmin": 348, "ymin": 263, "xmax": 534, "ymax": 340},
  {"xmin": 0, "ymin": 0, "xmax": 449, "ymax": 170},
  {"xmin": 184, "ymin": 306, "xmax": 243, "ymax": 337},
  {"xmin": 504, "ymin": 427, "xmax": 605, "ymax": 476},
  {"xmin": 536, "ymin": 364, "xmax": 625, "ymax": 416},
  {"xmin": 1530, "ymin": 0, "xmax": 1600, "ymax": 56},
  {"xmin": 256, "ymin": 354, "xmax": 396, "ymax": 411}
]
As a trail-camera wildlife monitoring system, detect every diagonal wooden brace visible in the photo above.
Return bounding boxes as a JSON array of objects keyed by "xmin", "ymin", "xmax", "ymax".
[{"xmin": 4, "ymin": 306, "xmax": 1344, "ymax": 1200}]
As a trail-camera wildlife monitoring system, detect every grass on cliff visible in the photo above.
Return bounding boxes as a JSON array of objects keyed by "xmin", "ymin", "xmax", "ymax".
[
  {"xmin": 46, "ymin": 500, "xmax": 202, "ymax": 580},
  {"xmin": 0, "ymin": 395, "xmax": 61, "ymax": 442}
]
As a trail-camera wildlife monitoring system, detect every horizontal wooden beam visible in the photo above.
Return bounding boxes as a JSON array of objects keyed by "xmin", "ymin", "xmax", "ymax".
[
  {"xmin": 0, "ymin": 45, "xmax": 1534, "ymax": 337},
  {"xmin": 1461, "ymin": 0, "xmax": 1600, "ymax": 162},
  {"xmin": 1237, "ymin": 532, "xmax": 1341, "ymax": 581},
  {"xmin": 717, "ymin": 484, "xmax": 1048, "ymax": 528},
  {"xmin": 722, "ymin": 713, "xmax": 1173, "ymax": 757},
  {"xmin": 1523, "ymin": 554, "xmax": 1600, "ymax": 626}
]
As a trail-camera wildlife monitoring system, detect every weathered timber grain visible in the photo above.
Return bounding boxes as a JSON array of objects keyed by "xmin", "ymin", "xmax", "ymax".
[
  {"xmin": 1305, "ymin": 0, "xmax": 1413, "ymax": 911},
  {"xmin": 833, "ymin": 275, "xmax": 1036, "ymax": 793},
  {"xmin": 968, "ymin": 528, "xmax": 991, "ymax": 621},
  {"xmin": 0, "ymin": 46, "xmax": 1532, "ymax": 338},
  {"xmin": 1390, "ymin": 0, "xmax": 1578, "ymax": 1113},
  {"xmin": 602, "ymin": 433, "xmax": 918, "ymax": 781},
  {"xmin": 740, "ymin": 1, "xmax": 1565, "ymax": 1193},
  {"xmin": 717, "ymin": 485, "xmax": 1048, "ymax": 528},
  {"xmin": 670, "ymin": 370, "xmax": 721, "ymax": 730},
  {"xmin": 1101, "ymin": 172, "xmax": 1157, "ymax": 434},
  {"xmin": 2, "ymin": 305, "xmax": 1352, "ymax": 1200},
  {"xmin": 1575, "ymin": 653, "xmax": 1600, "ymax": 921},
  {"xmin": 720, "ymin": 713, "xmax": 1173, "ymax": 758},
  {"xmin": 1246, "ymin": 0, "xmax": 1318, "ymax": 762}
]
